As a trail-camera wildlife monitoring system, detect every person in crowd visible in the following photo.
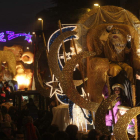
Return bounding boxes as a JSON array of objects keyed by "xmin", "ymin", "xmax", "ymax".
[
  {"xmin": 0, "ymin": 122, "xmax": 14, "ymax": 140},
  {"xmin": 25, "ymin": 98, "xmax": 38, "ymax": 120},
  {"xmin": 65, "ymin": 124, "xmax": 78, "ymax": 140},
  {"xmin": 1, "ymin": 105, "xmax": 8, "ymax": 116},
  {"xmin": 48, "ymin": 124, "xmax": 59, "ymax": 134},
  {"xmin": 35, "ymin": 111, "xmax": 53, "ymax": 136},
  {"xmin": 3, "ymin": 114, "xmax": 12, "ymax": 123},
  {"xmin": 54, "ymin": 131, "xmax": 69, "ymax": 140},
  {"xmin": 0, "ymin": 110, "xmax": 3, "ymax": 124},
  {"xmin": 3, "ymin": 113, "xmax": 17, "ymax": 136},
  {"xmin": 8, "ymin": 106, "xmax": 18, "ymax": 126},
  {"xmin": 87, "ymin": 129, "xmax": 100, "ymax": 140},
  {"xmin": 41, "ymin": 132, "xmax": 54, "ymax": 140},
  {"xmin": 21, "ymin": 116, "xmax": 41, "ymax": 140},
  {"xmin": 105, "ymin": 83, "xmax": 130, "ymax": 132}
]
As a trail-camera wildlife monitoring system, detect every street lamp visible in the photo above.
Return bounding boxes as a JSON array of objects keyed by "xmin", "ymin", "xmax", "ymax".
[
  {"xmin": 38, "ymin": 18, "xmax": 42, "ymax": 21},
  {"xmin": 37, "ymin": 17, "xmax": 53, "ymax": 79},
  {"xmin": 94, "ymin": 3, "xmax": 100, "ymax": 7},
  {"xmin": 38, "ymin": 18, "xmax": 43, "ymax": 30}
]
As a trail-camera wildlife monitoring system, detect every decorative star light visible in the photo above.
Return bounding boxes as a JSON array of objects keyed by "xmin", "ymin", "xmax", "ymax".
[
  {"xmin": 24, "ymin": 32, "xmax": 32, "ymax": 43},
  {"xmin": 55, "ymin": 83, "xmax": 63, "ymax": 94},
  {"xmin": 0, "ymin": 32, "xmax": 6, "ymax": 42},
  {"xmin": 45, "ymin": 74, "xmax": 63, "ymax": 98},
  {"xmin": 59, "ymin": 52, "xmax": 72, "ymax": 61},
  {"xmin": 6, "ymin": 31, "xmax": 32, "ymax": 43},
  {"xmin": 70, "ymin": 44, "xmax": 82, "ymax": 56}
]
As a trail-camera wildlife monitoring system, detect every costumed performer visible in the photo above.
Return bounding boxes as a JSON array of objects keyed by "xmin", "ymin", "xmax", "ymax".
[{"xmin": 105, "ymin": 83, "xmax": 130, "ymax": 132}]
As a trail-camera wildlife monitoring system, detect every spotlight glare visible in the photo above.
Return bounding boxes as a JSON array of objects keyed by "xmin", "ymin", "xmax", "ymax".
[
  {"xmin": 38, "ymin": 18, "xmax": 42, "ymax": 21},
  {"xmin": 94, "ymin": 3, "xmax": 100, "ymax": 7}
]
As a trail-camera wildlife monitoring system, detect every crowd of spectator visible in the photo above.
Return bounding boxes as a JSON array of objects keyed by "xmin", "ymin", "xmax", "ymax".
[{"xmin": 0, "ymin": 98, "xmax": 114, "ymax": 140}]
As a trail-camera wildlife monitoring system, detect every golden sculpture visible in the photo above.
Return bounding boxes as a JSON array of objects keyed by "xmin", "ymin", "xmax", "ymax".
[
  {"xmin": 46, "ymin": 5, "xmax": 140, "ymax": 139},
  {"xmin": 3, "ymin": 45, "xmax": 23, "ymax": 61},
  {"xmin": 77, "ymin": 6, "xmax": 140, "ymax": 104},
  {"xmin": 3, "ymin": 45, "xmax": 34, "ymax": 89},
  {"xmin": 86, "ymin": 24, "xmax": 139, "ymax": 103},
  {"xmin": 114, "ymin": 107, "xmax": 140, "ymax": 140},
  {"xmin": 0, "ymin": 51, "xmax": 16, "ymax": 76},
  {"xmin": 4, "ymin": 45, "xmax": 34, "ymax": 64}
]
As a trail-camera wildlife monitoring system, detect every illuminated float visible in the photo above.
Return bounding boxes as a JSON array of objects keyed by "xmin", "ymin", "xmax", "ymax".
[{"xmin": 0, "ymin": 31, "xmax": 34, "ymax": 99}]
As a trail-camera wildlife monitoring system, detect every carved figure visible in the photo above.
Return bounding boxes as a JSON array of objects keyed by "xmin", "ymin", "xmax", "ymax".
[
  {"xmin": 0, "ymin": 51, "xmax": 16, "ymax": 76},
  {"xmin": 86, "ymin": 24, "xmax": 140, "ymax": 103}
]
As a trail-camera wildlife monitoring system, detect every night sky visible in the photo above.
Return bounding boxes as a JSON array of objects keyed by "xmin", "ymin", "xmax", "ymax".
[
  {"xmin": 0, "ymin": 0, "xmax": 56, "ymax": 32},
  {"xmin": 0, "ymin": 0, "xmax": 139, "ymax": 32}
]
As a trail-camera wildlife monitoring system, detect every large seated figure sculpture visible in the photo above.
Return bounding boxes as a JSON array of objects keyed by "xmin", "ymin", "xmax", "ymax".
[
  {"xmin": 74, "ymin": 6, "xmax": 140, "ymax": 105},
  {"xmin": 86, "ymin": 24, "xmax": 140, "ymax": 104}
]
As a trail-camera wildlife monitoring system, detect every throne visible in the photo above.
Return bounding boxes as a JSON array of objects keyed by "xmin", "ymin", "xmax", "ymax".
[{"xmin": 75, "ymin": 6, "xmax": 140, "ymax": 105}]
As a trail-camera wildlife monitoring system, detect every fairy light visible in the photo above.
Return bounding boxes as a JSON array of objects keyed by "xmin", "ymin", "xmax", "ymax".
[
  {"xmin": 6, "ymin": 31, "xmax": 32, "ymax": 43},
  {"xmin": 0, "ymin": 32, "xmax": 6, "ymax": 42}
]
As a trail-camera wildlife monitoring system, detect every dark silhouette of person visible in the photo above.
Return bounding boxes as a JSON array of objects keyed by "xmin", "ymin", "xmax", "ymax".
[{"xmin": 65, "ymin": 124, "xmax": 78, "ymax": 140}]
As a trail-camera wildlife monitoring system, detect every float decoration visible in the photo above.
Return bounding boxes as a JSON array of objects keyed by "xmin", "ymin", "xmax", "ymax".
[
  {"xmin": 6, "ymin": 31, "xmax": 32, "ymax": 43},
  {"xmin": 48, "ymin": 31, "xmax": 77, "ymax": 80},
  {"xmin": 35, "ymin": 5, "xmax": 140, "ymax": 137},
  {"xmin": 95, "ymin": 94, "xmax": 118, "ymax": 135},
  {"xmin": 3, "ymin": 45, "xmax": 34, "ymax": 90},
  {"xmin": 0, "ymin": 32, "xmax": 6, "ymax": 42},
  {"xmin": 59, "ymin": 51, "xmax": 99, "ymax": 112},
  {"xmin": 0, "ymin": 51, "xmax": 16, "ymax": 76},
  {"xmin": 114, "ymin": 107, "xmax": 140, "ymax": 140}
]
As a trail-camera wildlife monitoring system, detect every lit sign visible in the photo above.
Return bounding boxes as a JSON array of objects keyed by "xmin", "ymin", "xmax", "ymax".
[{"xmin": 0, "ymin": 31, "xmax": 32, "ymax": 43}]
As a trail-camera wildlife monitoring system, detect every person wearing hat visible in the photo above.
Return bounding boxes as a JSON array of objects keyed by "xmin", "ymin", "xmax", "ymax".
[
  {"xmin": 105, "ymin": 83, "xmax": 130, "ymax": 132},
  {"xmin": 117, "ymin": 105, "xmax": 135, "ymax": 135},
  {"xmin": 112, "ymin": 83, "xmax": 130, "ymax": 104}
]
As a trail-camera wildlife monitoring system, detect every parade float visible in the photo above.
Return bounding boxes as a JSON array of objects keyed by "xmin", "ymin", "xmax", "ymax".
[
  {"xmin": 1, "ymin": 4, "xmax": 140, "ymax": 140},
  {"xmin": 34, "ymin": 5, "xmax": 140, "ymax": 139},
  {"xmin": 0, "ymin": 31, "xmax": 34, "ymax": 104}
]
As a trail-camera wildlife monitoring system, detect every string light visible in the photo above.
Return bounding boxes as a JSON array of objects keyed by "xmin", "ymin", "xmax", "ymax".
[
  {"xmin": 0, "ymin": 32, "xmax": 6, "ymax": 42},
  {"xmin": 6, "ymin": 31, "xmax": 32, "ymax": 43},
  {"xmin": 47, "ymin": 26, "xmax": 78, "ymax": 51},
  {"xmin": 47, "ymin": 26, "xmax": 78, "ymax": 70},
  {"xmin": 55, "ymin": 93, "xmax": 69, "ymax": 105}
]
